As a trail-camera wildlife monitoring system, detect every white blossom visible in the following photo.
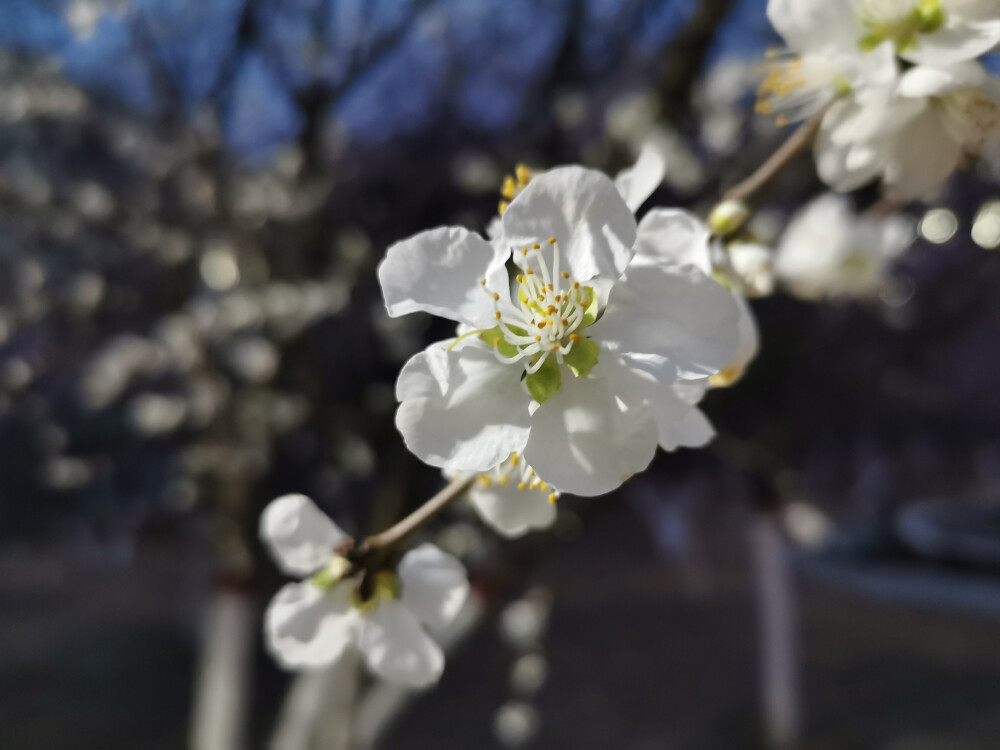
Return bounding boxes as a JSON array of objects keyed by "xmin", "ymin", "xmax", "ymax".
[
  {"xmin": 260, "ymin": 494, "xmax": 469, "ymax": 687},
  {"xmin": 775, "ymin": 193, "xmax": 915, "ymax": 299},
  {"xmin": 379, "ymin": 165, "xmax": 741, "ymax": 497}
]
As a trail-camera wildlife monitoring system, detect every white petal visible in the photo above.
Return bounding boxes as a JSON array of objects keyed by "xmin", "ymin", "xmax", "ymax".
[
  {"xmin": 522, "ymin": 373, "xmax": 658, "ymax": 496},
  {"xmin": 358, "ymin": 600, "xmax": 444, "ymax": 687},
  {"xmin": 468, "ymin": 483, "xmax": 558, "ymax": 538},
  {"xmin": 397, "ymin": 543, "xmax": 470, "ymax": 631},
  {"xmin": 884, "ymin": 109, "xmax": 964, "ymax": 200},
  {"xmin": 815, "ymin": 100, "xmax": 886, "ymax": 192},
  {"xmin": 904, "ymin": 17, "xmax": 1000, "ymax": 67},
  {"xmin": 632, "ymin": 208, "xmax": 713, "ymax": 276},
  {"xmin": 264, "ymin": 582, "xmax": 361, "ymax": 670},
  {"xmin": 614, "ymin": 139, "xmax": 668, "ymax": 213},
  {"xmin": 378, "ymin": 226, "xmax": 510, "ymax": 329},
  {"xmin": 395, "ymin": 343, "xmax": 531, "ymax": 472},
  {"xmin": 502, "ymin": 166, "xmax": 637, "ymax": 281},
  {"xmin": 260, "ymin": 494, "xmax": 350, "ymax": 576},
  {"xmin": 898, "ymin": 62, "xmax": 987, "ymax": 97},
  {"xmin": 591, "ymin": 264, "xmax": 741, "ymax": 384},
  {"xmin": 765, "ymin": 0, "xmax": 857, "ymax": 53}
]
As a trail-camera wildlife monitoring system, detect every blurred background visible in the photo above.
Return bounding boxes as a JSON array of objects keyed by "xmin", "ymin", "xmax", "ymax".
[{"xmin": 2, "ymin": 0, "xmax": 1000, "ymax": 748}]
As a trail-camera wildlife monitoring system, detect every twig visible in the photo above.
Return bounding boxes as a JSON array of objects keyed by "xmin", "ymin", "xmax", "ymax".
[
  {"xmin": 723, "ymin": 106, "xmax": 831, "ymax": 205},
  {"xmin": 352, "ymin": 476, "xmax": 476, "ymax": 558}
]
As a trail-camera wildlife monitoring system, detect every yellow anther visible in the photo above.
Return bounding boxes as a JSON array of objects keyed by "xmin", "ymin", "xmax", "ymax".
[
  {"xmin": 493, "ymin": 292, "xmax": 499, "ymax": 301},
  {"xmin": 529, "ymin": 469, "xmax": 535, "ymax": 476},
  {"xmin": 535, "ymin": 335, "xmax": 541, "ymax": 342},
  {"xmin": 776, "ymin": 115, "xmax": 790, "ymax": 127},
  {"xmin": 561, "ymin": 318, "xmax": 569, "ymax": 327},
  {"xmin": 548, "ymin": 493, "xmax": 558, "ymax": 504},
  {"xmin": 551, "ymin": 344, "xmax": 559, "ymax": 351},
  {"xmin": 547, "ymin": 284, "xmax": 554, "ymax": 291},
  {"xmin": 516, "ymin": 275, "xmax": 525, "ymax": 283},
  {"xmin": 501, "ymin": 176, "xmax": 517, "ymax": 200},
  {"xmin": 537, "ymin": 321, "xmax": 546, "ymax": 329},
  {"xmin": 517, "ymin": 482, "xmax": 527, "ymax": 491},
  {"xmin": 569, "ymin": 334, "xmax": 580, "ymax": 341},
  {"xmin": 561, "ymin": 271, "xmax": 570, "ymax": 279},
  {"xmin": 572, "ymin": 281, "xmax": 580, "ymax": 289},
  {"xmin": 522, "ymin": 247, "xmax": 529, "ymax": 256},
  {"xmin": 511, "ymin": 453, "xmax": 520, "ymax": 464},
  {"xmin": 547, "ymin": 237, "xmax": 557, "ymax": 244},
  {"xmin": 532, "ymin": 242, "xmax": 540, "ymax": 250},
  {"xmin": 495, "ymin": 311, "xmax": 501, "ymax": 320},
  {"xmin": 547, "ymin": 305, "xmax": 557, "ymax": 314},
  {"xmin": 493, "ymin": 337, "xmax": 501, "ymax": 346},
  {"xmin": 555, "ymin": 295, "xmax": 562, "ymax": 302},
  {"xmin": 480, "ymin": 476, "xmax": 492, "ymax": 487},
  {"xmin": 515, "ymin": 164, "xmax": 531, "ymax": 185},
  {"xmin": 499, "ymin": 475, "xmax": 510, "ymax": 485},
  {"xmin": 498, "ymin": 200, "xmax": 509, "ymax": 215},
  {"xmin": 539, "ymin": 481, "xmax": 548, "ymax": 491},
  {"xmin": 480, "ymin": 279, "xmax": 486, "ymax": 285},
  {"xmin": 525, "ymin": 269, "xmax": 534, "ymax": 275}
]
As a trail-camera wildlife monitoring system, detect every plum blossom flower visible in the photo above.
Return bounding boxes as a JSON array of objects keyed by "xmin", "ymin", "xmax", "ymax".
[
  {"xmin": 379, "ymin": 166, "xmax": 740, "ymax": 497},
  {"xmin": 260, "ymin": 494, "xmax": 469, "ymax": 687},
  {"xmin": 817, "ymin": 60, "xmax": 1000, "ymax": 199},
  {"xmin": 769, "ymin": 0, "xmax": 1000, "ymax": 68},
  {"xmin": 775, "ymin": 193, "xmax": 915, "ymax": 300}
]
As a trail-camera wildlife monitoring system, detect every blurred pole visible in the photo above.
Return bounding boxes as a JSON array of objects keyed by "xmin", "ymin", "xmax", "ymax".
[
  {"xmin": 269, "ymin": 650, "xmax": 361, "ymax": 750},
  {"xmin": 750, "ymin": 510, "xmax": 801, "ymax": 749},
  {"xmin": 190, "ymin": 587, "xmax": 255, "ymax": 750}
]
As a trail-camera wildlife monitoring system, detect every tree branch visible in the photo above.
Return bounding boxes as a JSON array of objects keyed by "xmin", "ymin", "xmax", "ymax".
[{"xmin": 723, "ymin": 106, "xmax": 830, "ymax": 205}]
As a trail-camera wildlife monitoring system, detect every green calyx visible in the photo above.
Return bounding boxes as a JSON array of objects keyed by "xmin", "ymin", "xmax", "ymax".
[
  {"xmin": 525, "ymin": 355, "xmax": 562, "ymax": 403},
  {"xmin": 351, "ymin": 570, "xmax": 400, "ymax": 613},
  {"xmin": 309, "ymin": 555, "xmax": 352, "ymax": 590}
]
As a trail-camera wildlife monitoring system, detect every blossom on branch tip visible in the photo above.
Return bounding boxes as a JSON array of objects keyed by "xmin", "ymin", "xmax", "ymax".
[
  {"xmin": 260, "ymin": 494, "xmax": 469, "ymax": 687},
  {"xmin": 775, "ymin": 193, "xmax": 915, "ymax": 300},
  {"xmin": 379, "ymin": 162, "xmax": 741, "ymax": 497}
]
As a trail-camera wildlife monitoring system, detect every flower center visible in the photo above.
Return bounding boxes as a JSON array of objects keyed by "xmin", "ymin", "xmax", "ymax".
[
  {"xmin": 477, "ymin": 452, "xmax": 558, "ymax": 504},
  {"xmin": 857, "ymin": 0, "xmax": 945, "ymax": 52},
  {"xmin": 470, "ymin": 238, "xmax": 600, "ymax": 403}
]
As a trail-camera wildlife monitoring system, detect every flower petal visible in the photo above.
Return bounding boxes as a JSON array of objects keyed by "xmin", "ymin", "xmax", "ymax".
[
  {"xmin": 898, "ymin": 61, "xmax": 987, "ymax": 98},
  {"xmin": 614, "ymin": 138, "xmax": 668, "ymax": 213},
  {"xmin": 591, "ymin": 263, "xmax": 741, "ymax": 384},
  {"xmin": 631, "ymin": 208, "xmax": 712, "ymax": 275},
  {"xmin": 522, "ymin": 373, "xmax": 658, "ymax": 496},
  {"xmin": 264, "ymin": 582, "xmax": 361, "ymax": 670},
  {"xmin": 765, "ymin": 0, "xmax": 857, "ymax": 54},
  {"xmin": 502, "ymin": 166, "xmax": 637, "ymax": 281},
  {"xmin": 468, "ymin": 483, "xmax": 558, "ymax": 538},
  {"xmin": 884, "ymin": 109, "xmax": 963, "ymax": 200},
  {"xmin": 904, "ymin": 17, "xmax": 1000, "ymax": 67},
  {"xmin": 358, "ymin": 600, "xmax": 444, "ymax": 687},
  {"xmin": 378, "ymin": 226, "xmax": 510, "ymax": 328},
  {"xmin": 395, "ymin": 343, "xmax": 531, "ymax": 472},
  {"xmin": 260, "ymin": 494, "xmax": 350, "ymax": 576},
  {"xmin": 397, "ymin": 543, "xmax": 470, "ymax": 631}
]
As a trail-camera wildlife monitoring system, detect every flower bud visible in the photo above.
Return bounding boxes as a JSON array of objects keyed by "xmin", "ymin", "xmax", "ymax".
[{"xmin": 708, "ymin": 199, "xmax": 750, "ymax": 237}]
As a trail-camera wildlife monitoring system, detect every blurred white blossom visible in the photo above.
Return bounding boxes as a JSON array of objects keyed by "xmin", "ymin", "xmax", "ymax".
[
  {"xmin": 261, "ymin": 495, "xmax": 469, "ymax": 688},
  {"xmin": 775, "ymin": 193, "xmax": 915, "ymax": 300}
]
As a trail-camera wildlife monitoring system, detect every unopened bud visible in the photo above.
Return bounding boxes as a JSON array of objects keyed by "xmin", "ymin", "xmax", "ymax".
[{"xmin": 709, "ymin": 199, "xmax": 750, "ymax": 237}]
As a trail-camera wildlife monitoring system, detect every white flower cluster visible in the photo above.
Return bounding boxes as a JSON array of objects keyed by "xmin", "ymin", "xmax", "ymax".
[{"xmin": 764, "ymin": 0, "xmax": 1000, "ymax": 199}]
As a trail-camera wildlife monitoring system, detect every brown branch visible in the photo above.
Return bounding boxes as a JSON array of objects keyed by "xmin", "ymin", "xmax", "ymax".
[
  {"xmin": 723, "ymin": 105, "xmax": 831, "ymax": 205},
  {"xmin": 351, "ymin": 476, "xmax": 476, "ymax": 558}
]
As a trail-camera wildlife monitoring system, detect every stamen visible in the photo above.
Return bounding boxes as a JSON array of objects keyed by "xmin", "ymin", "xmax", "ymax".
[
  {"xmin": 548, "ymin": 493, "xmax": 557, "ymax": 504},
  {"xmin": 493, "ymin": 292, "xmax": 500, "ymax": 301},
  {"xmin": 532, "ymin": 242, "xmax": 540, "ymax": 249},
  {"xmin": 561, "ymin": 271, "xmax": 569, "ymax": 279},
  {"xmin": 547, "ymin": 237, "xmax": 556, "ymax": 244}
]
